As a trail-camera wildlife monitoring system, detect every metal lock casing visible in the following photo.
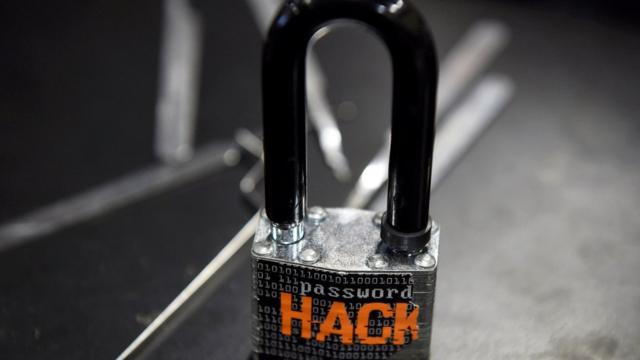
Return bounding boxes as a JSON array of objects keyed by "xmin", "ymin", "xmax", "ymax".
[
  {"xmin": 254, "ymin": 0, "xmax": 440, "ymax": 358},
  {"xmin": 251, "ymin": 208, "xmax": 439, "ymax": 359}
]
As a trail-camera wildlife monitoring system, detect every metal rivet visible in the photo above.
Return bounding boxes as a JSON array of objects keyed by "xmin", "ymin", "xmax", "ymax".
[
  {"xmin": 299, "ymin": 248, "xmax": 320, "ymax": 264},
  {"xmin": 252, "ymin": 241, "xmax": 273, "ymax": 256},
  {"xmin": 366, "ymin": 254, "xmax": 389, "ymax": 269},
  {"xmin": 372, "ymin": 212, "xmax": 384, "ymax": 227},
  {"xmin": 415, "ymin": 253, "xmax": 436, "ymax": 269},
  {"xmin": 307, "ymin": 206, "xmax": 328, "ymax": 224}
]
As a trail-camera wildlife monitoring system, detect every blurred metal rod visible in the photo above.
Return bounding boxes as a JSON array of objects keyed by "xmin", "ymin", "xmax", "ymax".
[
  {"xmin": 234, "ymin": 128, "xmax": 263, "ymax": 159},
  {"xmin": 438, "ymin": 21, "xmax": 509, "ymax": 113},
  {"xmin": 155, "ymin": 0, "xmax": 203, "ymax": 164},
  {"xmin": 235, "ymin": 128, "xmax": 265, "ymax": 209},
  {"xmin": 306, "ymin": 56, "xmax": 351, "ymax": 181},
  {"xmin": 115, "ymin": 211, "xmax": 261, "ymax": 360},
  {"xmin": 344, "ymin": 20, "xmax": 510, "ymax": 209},
  {"xmin": 0, "ymin": 143, "xmax": 240, "ymax": 251},
  {"xmin": 369, "ymin": 74, "xmax": 515, "ymax": 211},
  {"xmin": 246, "ymin": 0, "xmax": 351, "ymax": 181},
  {"xmin": 431, "ymin": 75, "xmax": 514, "ymax": 188},
  {"xmin": 240, "ymin": 160, "xmax": 265, "ymax": 198},
  {"xmin": 343, "ymin": 130, "xmax": 390, "ymax": 208}
]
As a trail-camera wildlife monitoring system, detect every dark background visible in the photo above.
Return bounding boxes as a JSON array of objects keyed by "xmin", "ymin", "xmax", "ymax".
[{"xmin": 1, "ymin": 0, "xmax": 639, "ymax": 359}]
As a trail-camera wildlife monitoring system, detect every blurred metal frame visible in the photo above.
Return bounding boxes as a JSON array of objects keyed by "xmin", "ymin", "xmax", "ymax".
[
  {"xmin": 155, "ymin": 0, "xmax": 203, "ymax": 164},
  {"xmin": 0, "ymin": 0, "xmax": 227, "ymax": 251},
  {"xmin": 346, "ymin": 20, "xmax": 510, "ymax": 209}
]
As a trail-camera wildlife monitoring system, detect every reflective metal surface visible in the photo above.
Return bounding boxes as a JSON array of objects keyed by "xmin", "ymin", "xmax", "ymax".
[
  {"xmin": 253, "ymin": 208, "xmax": 439, "ymax": 272},
  {"xmin": 251, "ymin": 208, "xmax": 439, "ymax": 359}
]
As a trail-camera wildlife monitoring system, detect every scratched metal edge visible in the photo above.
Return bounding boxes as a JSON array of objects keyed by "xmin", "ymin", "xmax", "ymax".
[{"xmin": 0, "ymin": 141, "xmax": 239, "ymax": 252}]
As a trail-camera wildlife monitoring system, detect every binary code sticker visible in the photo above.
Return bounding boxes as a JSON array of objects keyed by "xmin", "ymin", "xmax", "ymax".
[{"xmin": 252, "ymin": 259, "xmax": 418, "ymax": 359}]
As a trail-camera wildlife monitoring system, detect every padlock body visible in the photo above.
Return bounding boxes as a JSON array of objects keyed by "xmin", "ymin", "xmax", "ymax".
[{"xmin": 251, "ymin": 208, "xmax": 439, "ymax": 359}]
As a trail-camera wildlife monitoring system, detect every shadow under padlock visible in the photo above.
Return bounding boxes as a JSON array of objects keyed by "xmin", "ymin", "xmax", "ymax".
[{"xmin": 251, "ymin": 0, "xmax": 440, "ymax": 359}]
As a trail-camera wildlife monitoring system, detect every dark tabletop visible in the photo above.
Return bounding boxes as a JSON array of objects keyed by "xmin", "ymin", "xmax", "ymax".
[{"xmin": 0, "ymin": 0, "xmax": 639, "ymax": 359}]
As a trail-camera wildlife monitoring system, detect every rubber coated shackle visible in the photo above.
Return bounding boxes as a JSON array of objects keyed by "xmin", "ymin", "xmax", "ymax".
[{"xmin": 262, "ymin": 0, "xmax": 438, "ymax": 252}]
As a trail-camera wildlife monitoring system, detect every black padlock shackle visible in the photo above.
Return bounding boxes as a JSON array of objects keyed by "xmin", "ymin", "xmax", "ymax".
[{"xmin": 263, "ymin": 0, "xmax": 438, "ymax": 251}]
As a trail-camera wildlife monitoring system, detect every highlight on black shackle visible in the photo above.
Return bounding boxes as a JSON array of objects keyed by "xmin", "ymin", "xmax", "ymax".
[{"xmin": 262, "ymin": 0, "xmax": 438, "ymax": 251}]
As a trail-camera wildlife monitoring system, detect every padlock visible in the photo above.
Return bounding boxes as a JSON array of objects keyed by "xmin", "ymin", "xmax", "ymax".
[{"xmin": 251, "ymin": 0, "xmax": 438, "ymax": 359}]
